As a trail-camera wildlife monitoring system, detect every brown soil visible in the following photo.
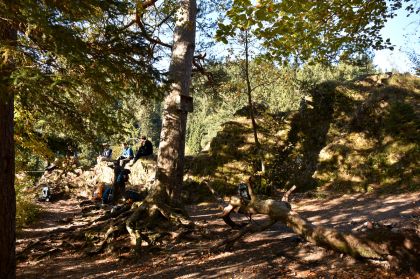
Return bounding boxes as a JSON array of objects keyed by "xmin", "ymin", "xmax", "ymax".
[{"xmin": 16, "ymin": 191, "xmax": 420, "ymax": 279}]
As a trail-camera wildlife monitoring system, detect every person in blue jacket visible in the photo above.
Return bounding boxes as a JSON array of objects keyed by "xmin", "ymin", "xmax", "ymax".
[
  {"xmin": 102, "ymin": 161, "xmax": 131, "ymax": 204},
  {"xmin": 117, "ymin": 142, "xmax": 134, "ymax": 166}
]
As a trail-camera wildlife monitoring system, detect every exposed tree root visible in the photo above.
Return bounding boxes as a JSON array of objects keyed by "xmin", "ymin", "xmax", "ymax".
[
  {"xmin": 125, "ymin": 200, "xmax": 193, "ymax": 253},
  {"xmin": 87, "ymin": 222, "xmax": 127, "ymax": 255},
  {"xmin": 35, "ymin": 247, "xmax": 63, "ymax": 260}
]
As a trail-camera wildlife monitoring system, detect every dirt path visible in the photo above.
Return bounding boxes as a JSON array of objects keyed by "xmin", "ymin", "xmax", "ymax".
[{"xmin": 16, "ymin": 192, "xmax": 420, "ymax": 279}]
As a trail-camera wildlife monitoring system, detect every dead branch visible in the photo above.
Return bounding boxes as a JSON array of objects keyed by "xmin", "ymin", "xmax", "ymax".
[
  {"xmin": 192, "ymin": 53, "xmax": 214, "ymax": 84},
  {"xmin": 281, "ymin": 185, "xmax": 296, "ymax": 202},
  {"xmin": 135, "ymin": 3, "xmax": 173, "ymax": 49},
  {"xmin": 220, "ymin": 186, "xmax": 391, "ymax": 261},
  {"xmin": 35, "ymin": 248, "xmax": 63, "ymax": 260}
]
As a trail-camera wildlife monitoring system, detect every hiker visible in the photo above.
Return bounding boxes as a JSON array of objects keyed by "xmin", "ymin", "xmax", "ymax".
[
  {"xmin": 101, "ymin": 185, "xmax": 113, "ymax": 204},
  {"xmin": 131, "ymin": 136, "xmax": 153, "ymax": 165},
  {"xmin": 97, "ymin": 143, "xmax": 112, "ymax": 162},
  {"xmin": 108, "ymin": 161, "xmax": 131, "ymax": 203},
  {"xmin": 117, "ymin": 142, "xmax": 134, "ymax": 166}
]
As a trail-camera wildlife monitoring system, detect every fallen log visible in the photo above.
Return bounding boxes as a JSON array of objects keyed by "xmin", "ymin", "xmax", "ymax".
[{"xmin": 220, "ymin": 182, "xmax": 419, "ymax": 271}]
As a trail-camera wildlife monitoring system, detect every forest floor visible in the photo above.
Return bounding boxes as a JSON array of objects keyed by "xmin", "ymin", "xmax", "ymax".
[{"xmin": 16, "ymin": 190, "xmax": 420, "ymax": 279}]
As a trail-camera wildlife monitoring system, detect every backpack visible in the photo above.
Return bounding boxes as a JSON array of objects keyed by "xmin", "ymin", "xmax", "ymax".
[
  {"xmin": 92, "ymin": 183, "xmax": 105, "ymax": 201},
  {"xmin": 116, "ymin": 169, "xmax": 131, "ymax": 184},
  {"xmin": 237, "ymin": 183, "xmax": 250, "ymax": 202},
  {"xmin": 39, "ymin": 186, "xmax": 52, "ymax": 202}
]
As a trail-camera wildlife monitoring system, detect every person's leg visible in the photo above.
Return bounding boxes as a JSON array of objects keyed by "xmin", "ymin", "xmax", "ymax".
[
  {"xmin": 113, "ymin": 181, "xmax": 126, "ymax": 202},
  {"xmin": 102, "ymin": 187, "xmax": 112, "ymax": 204}
]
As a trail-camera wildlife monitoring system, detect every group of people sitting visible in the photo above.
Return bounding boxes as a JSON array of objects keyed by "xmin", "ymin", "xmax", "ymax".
[
  {"xmin": 97, "ymin": 135, "xmax": 153, "ymax": 166},
  {"xmin": 91, "ymin": 162, "xmax": 134, "ymax": 205},
  {"xmin": 93, "ymin": 136, "xmax": 153, "ymax": 205}
]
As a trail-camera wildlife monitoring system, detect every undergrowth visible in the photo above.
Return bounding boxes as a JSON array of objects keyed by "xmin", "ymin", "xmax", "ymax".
[
  {"xmin": 186, "ymin": 74, "xmax": 419, "ymax": 197},
  {"xmin": 16, "ymin": 175, "xmax": 40, "ymax": 229}
]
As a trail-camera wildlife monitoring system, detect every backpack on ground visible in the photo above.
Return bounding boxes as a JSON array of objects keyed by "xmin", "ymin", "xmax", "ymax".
[
  {"xmin": 39, "ymin": 186, "xmax": 52, "ymax": 202},
  {"xmin": 237, "ymin": 183, "xmax": 251, "ymax": 202}
]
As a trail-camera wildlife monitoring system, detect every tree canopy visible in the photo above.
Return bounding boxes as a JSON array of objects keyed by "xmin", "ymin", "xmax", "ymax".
[
  {"xmin": 1, "ymin": 0, "xmax": 162, "ymax": 164},
  {"xmin": 217, "ymin": 0, "xmax": 416, "ymax": 64}
]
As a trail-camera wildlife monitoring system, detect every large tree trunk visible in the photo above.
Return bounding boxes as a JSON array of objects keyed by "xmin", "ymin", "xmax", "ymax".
[
  {"xmin": 154, "ymin": 0, "xmax": 196, "ymax": 204},
  {"xmin": 123, "ymin": 0, "xmax": 197, "ymax": 252},
  {"xmin": 0, "ymin": 18, "xmax": 17, "ymax": 279}
]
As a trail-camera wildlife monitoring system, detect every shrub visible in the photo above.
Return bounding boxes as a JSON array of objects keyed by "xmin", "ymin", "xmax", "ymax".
[{"xmin": 16, "ymin": 175, "xmax": 40, "ymax": 229}]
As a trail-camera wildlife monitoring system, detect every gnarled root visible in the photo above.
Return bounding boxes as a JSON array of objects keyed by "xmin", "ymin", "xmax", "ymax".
[
  {"xmin": 87, "ymin": 222, "xmax": 127, "ymax": 255},
  {"xmin": 125, "ymin": 201, "xmax": 193, "ymax": 253}
]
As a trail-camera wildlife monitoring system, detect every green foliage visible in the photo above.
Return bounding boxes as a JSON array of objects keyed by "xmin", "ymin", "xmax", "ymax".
[
  {"xmin": 15, "ymin": 176, "xmax": 40, "ymax": 229},
  {"xmin": 312, "ymin": 75, "xmax": 420, "ymax": 193},
  {"xmin": 216, "ymin": 0, "xmax": 407, "ymax": 65},
  {"xmin": 186, "ymin": 62, "xmax": 245, "ymax": 154},
  {"xmin": 186, "ymin": 57, "xmax": 374, "ymax": 154},
  {"xmin": 130, "ymin": 97, "xmax": 163, "ymax": 147},
  {"xmin": 187, "ymin": 73, "xmax": 419, "ymax": 196},
  {"xmin": 1, "ymin": 0, "xmax": 163, "ymax": 170}
]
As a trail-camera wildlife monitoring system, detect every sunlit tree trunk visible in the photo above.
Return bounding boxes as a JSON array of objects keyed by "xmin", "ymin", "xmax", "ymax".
[
  {"xmin": 153, "ymin": 0, "xmax": 196, "ymax": 204},
  {"xmin": 0, "ymin": 17, "xmax": 17, "ymax": 279}
]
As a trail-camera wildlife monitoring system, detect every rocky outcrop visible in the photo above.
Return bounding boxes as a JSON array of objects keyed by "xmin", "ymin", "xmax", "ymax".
[
  {"xmin": 37, "ymin": 156, "xmax": 157, "ymax": 198},
  {"xmin": 127, "ymin": 155, "xmax": 157, "ymax": 186}
]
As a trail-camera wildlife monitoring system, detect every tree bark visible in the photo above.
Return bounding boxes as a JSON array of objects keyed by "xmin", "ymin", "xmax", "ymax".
[
  {"xmin": 0, "ymin": 17, "xmax": 17, "ymax": 279},
  {"xmin": 243, "ymin": 30, "xmax": 265, "ymax": 173},
  {"xmin": 154, "ymin": 0, "xmax": 196, "ymax": 204},
  {"xmin": 126, "ymin": 6, "xmax": 198, "ymax": 244}
]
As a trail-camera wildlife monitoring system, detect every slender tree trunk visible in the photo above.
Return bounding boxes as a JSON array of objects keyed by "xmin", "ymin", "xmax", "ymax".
[
  {"xmin": 0, "ymin": 18, "xmax": 17, "ymax": 279},
  {"xmin": 243, "ymin": 30, "xmax": 265, "ymax": 172},
  {"xmin": 153, "ymin": 0, "xmax": 196, "ymax": 204}
]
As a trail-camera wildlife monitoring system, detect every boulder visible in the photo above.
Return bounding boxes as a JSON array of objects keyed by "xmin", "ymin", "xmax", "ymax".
[
  {"xmin": 127, "ymin": 155, "xmax": 157, "ymax": 186},
  {"xmin": 36, "ymin": 156, "xmax": 157, "ymax": 199}
]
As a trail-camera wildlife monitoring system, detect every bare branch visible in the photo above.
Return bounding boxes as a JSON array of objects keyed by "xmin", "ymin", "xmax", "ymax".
[
  {"xmin": 141, "ymin": 0, "xmax": 158, "ymax": 9},
  {"xmin": 156, "ymin": 10, "xmax": 176, "ymax": 28},
  {"xmin": 192, "ymin": 53, "xmax": 214, "ymax": 84},
  {"xmin": 281, "ymin": 185, "xmax": 296, "ymax": 203},
  {"xmin": 135, "ymin": 1, "xmax": 173, "ymax": 49}
]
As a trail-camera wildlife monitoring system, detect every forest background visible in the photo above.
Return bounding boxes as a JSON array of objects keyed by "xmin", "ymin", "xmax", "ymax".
[
  {"xmin": 0, "ymin": 0, "xmax": 419, "ymax": 278},
  {"xmin": 5, "ymin": 0, "xmax": 419, "ymax": 229}
]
